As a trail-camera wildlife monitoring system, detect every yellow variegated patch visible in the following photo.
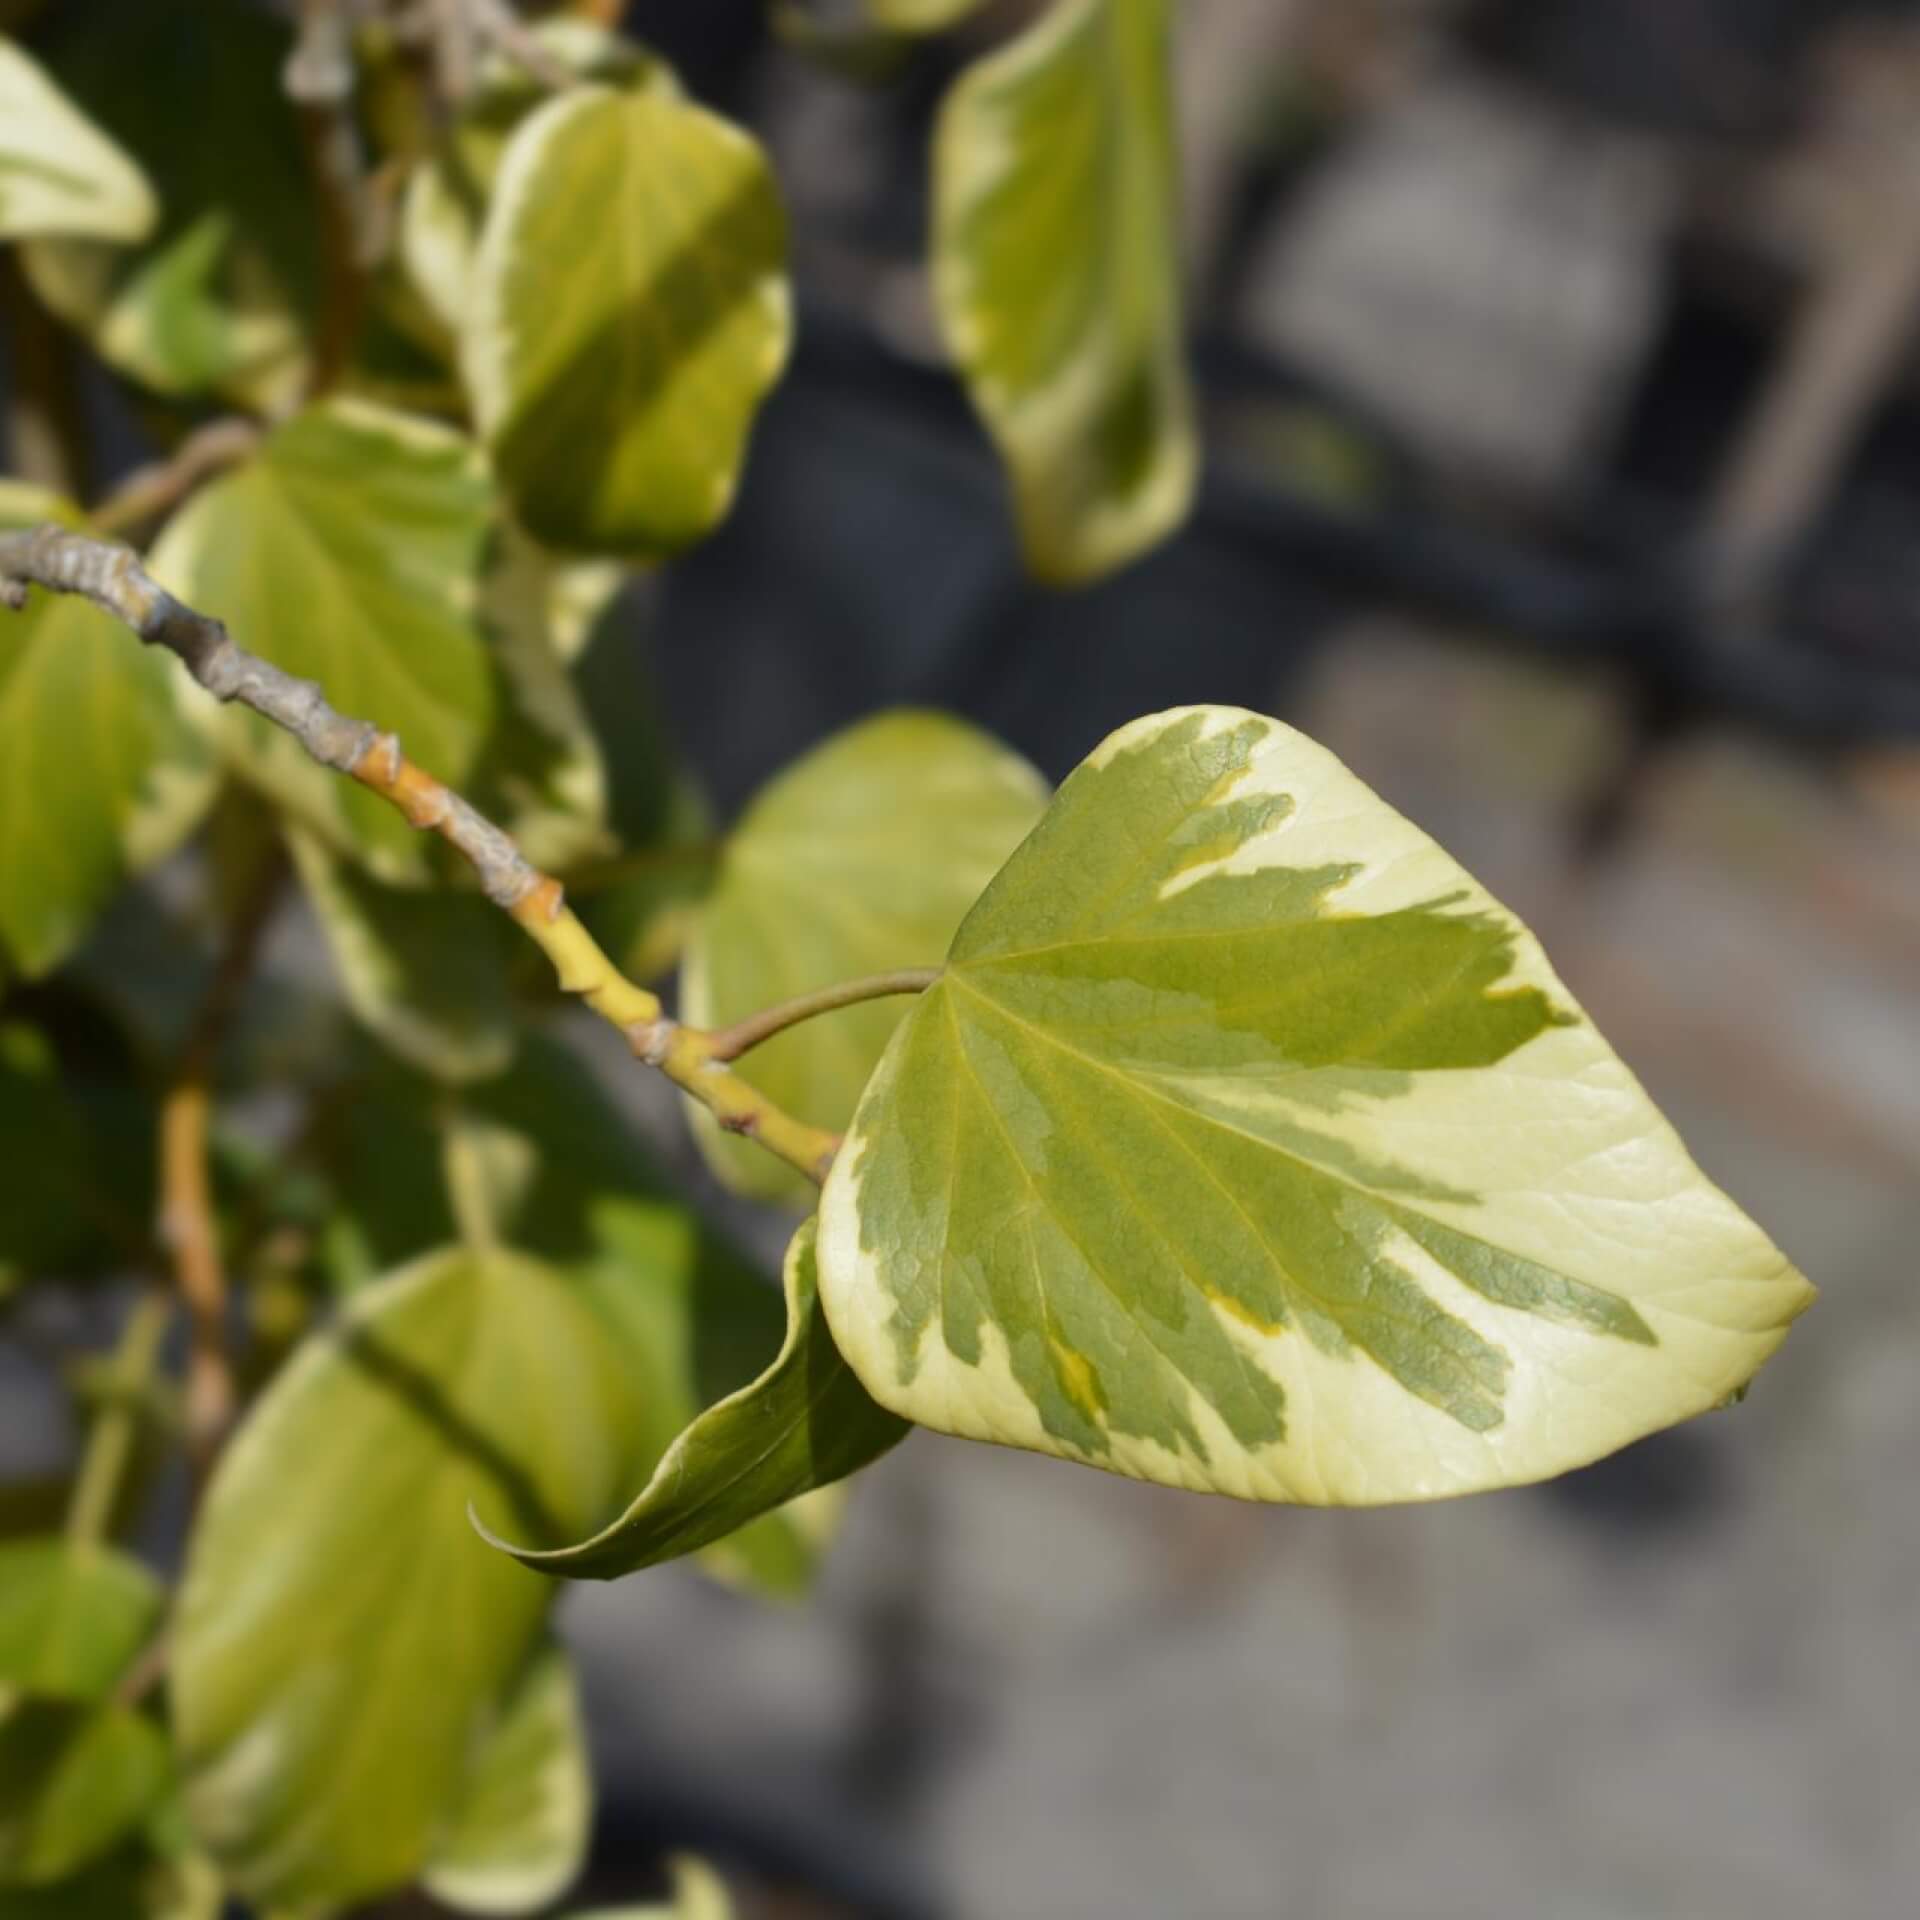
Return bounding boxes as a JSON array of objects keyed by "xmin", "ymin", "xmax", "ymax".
[{"xmin": 817, "ymin": 706, "xmax": 1813, "ymax": 1505}]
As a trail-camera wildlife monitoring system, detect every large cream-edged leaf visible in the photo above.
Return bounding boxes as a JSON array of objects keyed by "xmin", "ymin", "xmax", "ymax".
[
  {"xmin": 0, "ymin": 487, "xmax": 214, "ymax": 976},
  {"xmin": 818, "ymin": 706, "xmax": 1814, "ymax": 1505},
  {"xmin": 149, "ymin": 401, "xmax": 497, "ymax": 882},
  {"xmin": 481, "ymin": 1217, "xmax": 907, "ymax": 1582},
  {"xmin": 933, "ymin": 0, "xmax": 1195, "ymax": 583},
  {"xmin": 0, "ymin": 36, "xmax": 155, "ymax": 242},
  {"xmin": 422, "ymin": 1640, "xmax": 589, "ymax": 1917},
  {"xmin": 685, "ymin": 711, "xmax": 1048, "ymax": 1205},
  {"xmin": 465, "ymin": 81, "xmax": 790, "ymax": 556},
  {"xmin": 173, "ymin": 1247, "xmax": 646, "ymax": 1910}
]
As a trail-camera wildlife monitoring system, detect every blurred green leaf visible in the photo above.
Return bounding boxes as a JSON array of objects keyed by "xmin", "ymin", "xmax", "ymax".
[
  {"xmin": 17, "ymin": 0, "xmax": 319, "ymax": 410},
  {"xmin": 286, "ymin": 826, "xmax": 519, "ymax": 1085},
  {"xmin": 466, "ymin": 80, "xmax": 790, "ymax": 556},
  {"xmin": 148, "ymin": 400, "xmax": 497, "ymax": 883},
  {"xmin": 685, "ymin": 711, "xmax": 1046, "ymax": 1205},
  {"xmin": 934, "ymin": 0, "xmax": 1195, "ymax": 582},
  {"xmin": 567, "ymin": 593, "xmax": 714, "ymax": 984},
  {"xmin": 174, "ymin": 1246, "xmax": 647, "ymax": 1910},
  {"xmin": 0, "ymin": 1540, "xmax": 162, "ymax": 1700},
  {"xmin": 0, "ymin": 486, "xmax": 214, "ymax": 978},
  {"xmin": 423, "ymin": 1641, "xmax": 589, "ymax": 1917},
  {"xmin": 472, "ymin": 528, "xmax": 621, "ymax": 879},
  {"xmin": 0, "ymin": 1698, "xmax": 169, "ymax": 1888},
  {"xmin": 483, "ymin": 1217, "xmax": 907, "ymax": 1584},
  {"xmin": 0, "ymin": 36, "xmax": 155, "ymax": 242},
  {"xmin": 0, "ymin": 1839, "xmax": 220, "ymax": 1918}
]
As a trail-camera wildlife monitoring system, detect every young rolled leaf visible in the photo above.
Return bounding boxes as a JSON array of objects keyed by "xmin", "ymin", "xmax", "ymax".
[
  {"xmin": 17, "ymin": 0, "xmax": 319, "ymax": 409},
  {"xmin": 0, "ymin": 37, "xmax": 156, "ymax": 243},
  {"xmin": 149, "ymin": 401, "xmax": 497, "ymax": 882},
  {"xmin": 0, "ymin": 487, "xmax": 214, "ymax": 976},
  {"xmin": 685, "ymin": 711, "xmax": 1048, "ymax": 1205},
  {"xmin": 480, "ymin": 1218, "xmax": 908, "ymax": 1582},
  {"xmin": 317, "ymin": 1037, "xmax": 860, "ymax": 1595},
  {"xmin": 422, "ymin": 1641, "xmax": 590, "ymax": 1918},
  {"xmin": 818, "ymin": 706, "xmax": 1814, "ymax": 1504},
  {"xmin": 173, "ymin": 1247, "xmax": 647, "ymax": 1910},
  {"xmin": 287, "ymin": 826, "xmax": 520, "ymax": 1085},
  {"xmin": 934, "ymin": 0, "xmax": 1195, "ymax": 584},
  {"xmin": 465, "ymin": 79, "xmax": 790, "ymax": 556}
]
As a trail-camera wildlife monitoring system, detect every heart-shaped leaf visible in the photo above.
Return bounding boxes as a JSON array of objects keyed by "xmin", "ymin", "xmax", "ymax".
[
  {"xmin": 818, "ymin": 706, "xmax": 1814, "ymax": 1503},
  {"xmin": 174, "ymin": 1247, "xmax": 646, "ymax": 1909},
  {"xmin": 481, "ymin": 1217, "xmax": 908, "ymax": 1582},
  {"xmin": 466, "ymin": 80, "xmax": 790, "ymax": 556},
  {"xmin": 934, "ymin": 0, "xmax": 1195, "ymax": 583},
  {"xmin": 0, "ymin": 36, "xmax": 155, "ymax": 243},
  {"xmin": 0, "ymin": 486, "xmax": 214, "ymax": 977},
  {"xmin": 423, "ymin": 1641, "xmax": 589, "ymax": 1917},
  {"xmin": 685, "ymin": 711, "xmax": 1048, "ymax": 1205},
  {"xmin": 150, "ymin": 401, "xmax": 497, "ymax": 882}
]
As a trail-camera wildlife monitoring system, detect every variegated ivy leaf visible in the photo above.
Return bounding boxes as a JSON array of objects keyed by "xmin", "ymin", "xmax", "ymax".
[
  {"xmin": 401, "ymin": 20, "xmax": 665, "ymax": 346},
  {"xmin": 0, "ymin": 485, "xmax": 215, "ymax": 977},
  {"xmin": 150, "ymin": 400, "xmax": 496, "ymax": 884},
  {"xmin": 934, "ymin": 0, "xmax": 1195, "ymax": 584},
  {"xmin": 465, "ymin": 76, "xmax": 791, "ymax": 556},
  {"xmin": 18, "ymin": 0, "xmax": 320, "ymax": 411},
  {"xmin": 818, "ymin": 706, "xmax": 1814, "ymax": 1505},
  {"xmin": 175, "ymin": 1246, "xmax": 647, "ymax": 1911},
  {"xmin": 423, "ymin": 1641, "xmax": 590, "ymax": 1918},
  {"xmin": 0, "ymin": 36, "xmax": 156, "ymax": 243},
  {"xmin": 685, "ymin": 711, "xmax": 1048, "ymax": 1206},
  {"xmin": 286, "ymin": 826, "xmax": 519, "ymax": 1085},
  {"xmin": 482, "ymin": 1217, "xmax": 907, "ymax": 1583}
]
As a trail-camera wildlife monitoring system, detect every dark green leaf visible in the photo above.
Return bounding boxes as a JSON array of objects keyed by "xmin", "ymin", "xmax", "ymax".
[
  {"xmin": 18, "ymin": 0, "xmax": 320, "ymax": 409},
  {"xmin": 482, "ymin": 1217, "xmax": 908, "ymax": 1583}
]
